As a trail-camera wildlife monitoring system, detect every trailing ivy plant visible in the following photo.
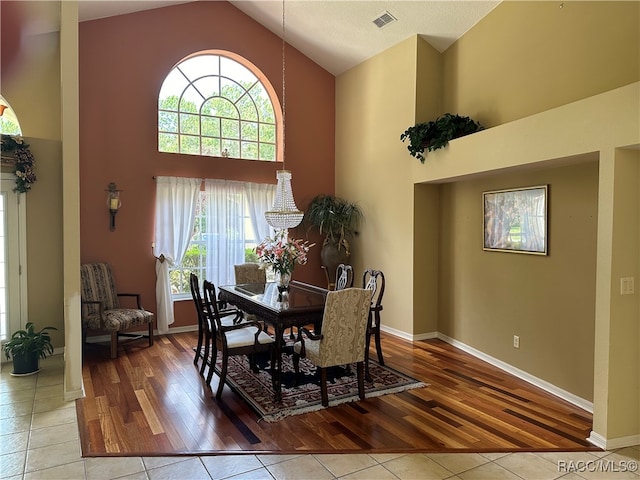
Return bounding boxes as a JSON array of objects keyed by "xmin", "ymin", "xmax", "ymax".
[{"xmin": 400, "ymin": 113, "xmax": 483, "ymax": 163}]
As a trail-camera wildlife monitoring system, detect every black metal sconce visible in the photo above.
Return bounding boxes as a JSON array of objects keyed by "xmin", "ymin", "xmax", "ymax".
[{"xmin": 106, "ymin": 182, "xmax": 122, "ymax": 231}]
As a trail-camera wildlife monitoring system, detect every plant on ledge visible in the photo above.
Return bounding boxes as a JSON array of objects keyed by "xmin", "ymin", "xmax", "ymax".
[
  {"xmin": 0, "ymin": 134, "xmax": 37, "ymax": 193},
  {"xmin": 400, "ymin": 113, "xmax": 483, "ymax": 163}
]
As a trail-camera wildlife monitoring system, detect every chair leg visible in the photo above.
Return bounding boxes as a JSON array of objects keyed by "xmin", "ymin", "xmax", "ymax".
[
  {"xmin": 365, "ymin": 313, "xmax": 373, "ymax": 382},
  {"xmin": 374, "ymin": 312, "xmax": 384, "ymax": 365},
  {"xmin": 200, "ymin": 331, "xmax": 210, "ymax": 376},
  {"xmin": 110, "ymin": 332, "xmax": 118, "ymax": 359},
  {"xmin": 320, "ymin": 368, "xmax": 329, "ymax": 407},
  {"xmin": 215, "ymin": 353, "xmax": 228, "ymax": 399},
  {"xmin": 206, "ymin": 340, "xmax": 217, "ymax": 387},
  {"xmin": 357, "ymin": 361, "xmax": 365, "ymax": 401},
  {"xmin": 293, "ymin": 353, "xmax": 300, "ymax": 386},
  {"xmin": 148, "ymin": 322, "xmax": 154, "ymax": 346},
  {"xmin": 194, "ymin": 321, "xmax": 204, "ymax": 366}
]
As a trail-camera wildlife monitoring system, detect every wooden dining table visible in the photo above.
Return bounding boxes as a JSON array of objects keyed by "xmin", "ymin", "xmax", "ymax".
[{"xmin": 218, "ymin": 280, "xmax": 328, "ymax": 402}]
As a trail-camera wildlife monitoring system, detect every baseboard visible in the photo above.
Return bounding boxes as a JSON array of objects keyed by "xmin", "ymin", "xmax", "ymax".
[
  {"xmin": 379, "ymin": 325, "xmax": 437, "ymax": 342},
  {"xmin": 436, "ymin": 332, "xmax": 593, "ymax": 413},
  {"xmin": 85, "ymin": 324, "xmax": 198, "ymax": 343},
  {"xmin": 589, "ymin": 431, "xmax": 640, "ymax": 450}
]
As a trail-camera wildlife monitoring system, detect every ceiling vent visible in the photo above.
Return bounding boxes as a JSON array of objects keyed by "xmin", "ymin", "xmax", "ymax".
[{"xmin": 373, "ymin": 11, "xmax": 397, "ymax": 29}]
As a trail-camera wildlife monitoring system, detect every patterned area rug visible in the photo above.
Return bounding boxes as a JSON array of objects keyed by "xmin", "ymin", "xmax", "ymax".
[{"xmin": 207, "ymin": 347, "xmax": 426, "ymax": 422}]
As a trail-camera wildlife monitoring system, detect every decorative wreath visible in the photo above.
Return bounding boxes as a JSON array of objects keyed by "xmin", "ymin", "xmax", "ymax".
[{"xmin": 0, "ymin": 134, "xmax": 37, "ymax": 193}]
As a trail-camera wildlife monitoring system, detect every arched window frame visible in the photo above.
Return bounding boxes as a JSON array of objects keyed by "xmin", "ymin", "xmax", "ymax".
[{"xmin": 158, "ymin": 50, "xmax": 283, "ymax": 162}]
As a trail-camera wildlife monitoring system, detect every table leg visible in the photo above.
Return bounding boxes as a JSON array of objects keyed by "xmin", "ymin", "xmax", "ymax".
[{"xmin": 273, "ymin": 324, "xmax": 283, "ymax": 402}]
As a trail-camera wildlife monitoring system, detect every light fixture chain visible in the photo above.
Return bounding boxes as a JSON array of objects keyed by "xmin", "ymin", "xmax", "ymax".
[{"xmin": 281, "ymin": 0, "xmax": 286, "ymax": 168}]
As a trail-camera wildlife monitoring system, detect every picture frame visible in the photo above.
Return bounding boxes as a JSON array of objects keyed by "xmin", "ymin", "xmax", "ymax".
[{"xmin": 483, "ymin": 185, "xmax": 548, "ymax": 255}]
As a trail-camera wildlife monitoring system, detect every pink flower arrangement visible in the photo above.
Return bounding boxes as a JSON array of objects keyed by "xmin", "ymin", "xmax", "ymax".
[{"xmin": 255, "ymin": 232, "xmax": 314, "ymax": 276}]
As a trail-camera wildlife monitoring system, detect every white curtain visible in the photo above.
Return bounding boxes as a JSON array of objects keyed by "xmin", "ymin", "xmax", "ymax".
[
  {"xmin": 204, "ymin": 179, "xmax": 246, "ymax": 289},
  {"xmin": 153, "ymin": 176, "xmax": 200, "ymax": 334},
  {"xmin": 246, "ymin": 181, "xmax": 276, "ymax": 243}
]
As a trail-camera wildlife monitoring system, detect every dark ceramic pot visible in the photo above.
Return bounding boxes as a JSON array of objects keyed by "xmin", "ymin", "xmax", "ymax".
[{"xmin": 11, "ymin": 352, "xmax": 40, "ymax": 376}]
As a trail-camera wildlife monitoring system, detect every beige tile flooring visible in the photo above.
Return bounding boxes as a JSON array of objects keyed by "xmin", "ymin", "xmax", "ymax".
[{"xmin": 1, "ymin": 355, "xmax": 639, "ymax": 480}]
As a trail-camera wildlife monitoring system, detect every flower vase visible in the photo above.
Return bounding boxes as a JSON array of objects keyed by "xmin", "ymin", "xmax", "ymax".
[{"xmin": 277, "ymin": 271, "xmax": 291, "ymax": 301}]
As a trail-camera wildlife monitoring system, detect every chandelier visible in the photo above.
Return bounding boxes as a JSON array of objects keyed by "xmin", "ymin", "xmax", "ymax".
[{"xmin": 265, "ymin": 0, "xmax": 304, "ymax": 230}]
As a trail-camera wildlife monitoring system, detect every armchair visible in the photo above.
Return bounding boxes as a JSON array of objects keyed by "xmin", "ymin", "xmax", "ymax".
[
  {"xmin": 80, "ymin": 263, "xmax": 154, "ymax": 359},
  {"xmin": 292, "ymin": 288, "xmax": 371, "ymax": 407}
]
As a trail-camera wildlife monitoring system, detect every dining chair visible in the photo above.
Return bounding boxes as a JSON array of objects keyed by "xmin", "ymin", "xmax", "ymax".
[
  {"xmin": 292, "ymin": 288, "xmax": 371, "ymax": 407},
  {"xmin": 202, "ymin": 279, "xmax": 275, "ymax": 399},
  {"xmin": 363, "ymin": 269, "xmax": 385, "ymax": 380},
  {"xmin": 334, "ymin": 263, "xmax": 354, "ymax": 291},
  {"xmin": 189, "ymin": 273, "xmax": 243, "ymax": 377},
  {"xmin": 234, "ymin": 263, "xmax": 267, "ymax": 324},
  {"xmin": 80, "ymin": 262, "xmax": 154, "ymax": 359}
]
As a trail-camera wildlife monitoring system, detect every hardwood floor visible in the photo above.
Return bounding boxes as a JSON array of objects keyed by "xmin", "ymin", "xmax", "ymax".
[{"xmin": 77, "ymin": 331, "xmax": 596, "ymax": 456}]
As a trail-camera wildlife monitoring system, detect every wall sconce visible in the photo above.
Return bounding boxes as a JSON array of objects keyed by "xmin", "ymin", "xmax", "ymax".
[{"xmin": 106, "ymin": 182, "xmax": 122, "ymax": 231}]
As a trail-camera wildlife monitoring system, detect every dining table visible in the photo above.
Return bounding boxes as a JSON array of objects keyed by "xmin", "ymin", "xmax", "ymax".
[{"xmin": 217, "ymin": 280, "xmax": 328, "ymax": 402}]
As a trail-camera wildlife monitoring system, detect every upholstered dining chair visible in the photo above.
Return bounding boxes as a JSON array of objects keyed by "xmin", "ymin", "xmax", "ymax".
[
  {"xmin": 363, "ymin": 269, "xmax": 385, "ymax": 380},
  {"xmin": 334, "ymin": 263, "xmax": 354, "ymax": 291},
  {"xmin": 202, "ymin": 279, "xmax": 275, "ymax": 399},
  {"xmin": 234, "ymin": 263, "xmax": 267, "ymax": 323},
  {"xmin": 80, "ymin": 263, "xmax": 154, "ymax": 359},
  {"xmin": 189, "ymin": 273, "xmax": 243, "ymax": 376},
  {"xmin": 292, "ymin": 288, "xmax": 371, "ymax": 407}
]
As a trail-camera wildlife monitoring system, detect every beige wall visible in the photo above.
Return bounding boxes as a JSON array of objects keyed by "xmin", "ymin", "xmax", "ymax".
[
  {"xmin": 336, "ymin": 0, "xmax": 639, "ymax": 447},
  {"xmin": 336, "ymin": 37, "xmax": 418, "ymax": 333},
  {"xmin": 438, "ymin": 161, "xmax": 598, "ymax": 400},
  {"xmin": 1, "ymin": 19, "xmax": 65, "ymax": 350},
  {"xmin": 443, "ymin": 1, "xmax": 639, "ymax": 126}
]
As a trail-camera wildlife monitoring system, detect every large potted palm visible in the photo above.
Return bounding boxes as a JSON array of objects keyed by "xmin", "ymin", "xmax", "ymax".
[
  {"xmin": 302, "ymin": 194, "xmax": 363, "ymax": 288},
  {"xmin": 3, "ymin": 322, "xmax": 57, "ymax": 375}
]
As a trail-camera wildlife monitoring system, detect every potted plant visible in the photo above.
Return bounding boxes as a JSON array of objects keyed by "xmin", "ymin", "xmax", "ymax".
[
  {"xmin": 3, "ymin": 322, "xmax": 57, "ymax": 375},
  {"xmin": 302, "ymin": 194, "xmax": 363, "ymax": 287},
  {"xmin": 400, "ymin": 113, "xmax": 483, "ymax": 163}
]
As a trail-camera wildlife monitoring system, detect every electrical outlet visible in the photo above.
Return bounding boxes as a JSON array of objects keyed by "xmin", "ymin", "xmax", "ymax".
[{"xmin": 513, "ymin": 335, "xmax": 520, "ymax": 349}]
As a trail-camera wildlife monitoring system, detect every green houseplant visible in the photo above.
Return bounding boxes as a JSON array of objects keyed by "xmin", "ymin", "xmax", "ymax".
[
  {"xmin": 302, "ymin": 194, "xmax": 363, "ymax": 287},
  {"xmin": 400, "ymin": 113, "xmax": 483, "ymax": 163},
  {"xmin": 3, "ymin": 322, "xmax": 57, "ymax": 375}
]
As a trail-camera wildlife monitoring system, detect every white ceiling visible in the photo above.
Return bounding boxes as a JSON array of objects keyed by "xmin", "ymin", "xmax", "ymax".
[{"xmin": 75, "ymin": 0, "xmax": 500, "ymax": 76}]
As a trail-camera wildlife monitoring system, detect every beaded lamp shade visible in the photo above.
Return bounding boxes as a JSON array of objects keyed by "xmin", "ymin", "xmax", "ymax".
[{"xmin": 265, "ymin": 170, "xmax": 304, "ymax": 229}]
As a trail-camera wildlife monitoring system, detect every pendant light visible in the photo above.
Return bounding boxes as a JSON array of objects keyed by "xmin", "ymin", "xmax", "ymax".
[{"xmin": 265, "ymin": 0, "xmax": 304, "ymax": 230}]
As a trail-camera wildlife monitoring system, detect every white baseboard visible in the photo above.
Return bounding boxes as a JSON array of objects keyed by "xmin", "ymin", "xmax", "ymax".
[
  {"xmin": 589, "ymin": 431, "xmax": 640, "ymax": 450},
  {"xmin": 436, "ymin": 332, "xmax": 593, "ymax": 413},
  {"xmin": 85, "ymin": 324, "xmax": 198, "ymax": 343}
]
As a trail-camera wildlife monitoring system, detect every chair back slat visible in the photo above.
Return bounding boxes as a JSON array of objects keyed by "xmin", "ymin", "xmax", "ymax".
[
  {"xmin": 80, "ymin": 263, "xmax": 120, "ymax": 315},
  {"xmin": 334, "ymin": 263, "xmax": 354, "ymax": 291},
  {"xmin": 363, "ymin": 269, "xmax": 385, "ymax": 308}
]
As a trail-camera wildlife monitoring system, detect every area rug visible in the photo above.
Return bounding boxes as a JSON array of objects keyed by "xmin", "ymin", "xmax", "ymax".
[{"xmin": 207, "ymin": 348, "xmax": 426, "ymax": 422}]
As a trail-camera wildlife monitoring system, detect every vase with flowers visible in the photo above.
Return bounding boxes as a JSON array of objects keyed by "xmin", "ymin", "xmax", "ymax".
[{"xmin": 255, "ymin": 232, "xmax": 314, "ymax": 300}]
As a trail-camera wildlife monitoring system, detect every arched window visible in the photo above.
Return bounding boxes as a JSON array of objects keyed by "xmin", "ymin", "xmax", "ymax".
[
  {"xmin": 158, "ymin": 51, "xmax": 281, "ymax": 161},
  {"xmin": 0, "ymin": 94, "xmax": 22, "ymax": 135}
]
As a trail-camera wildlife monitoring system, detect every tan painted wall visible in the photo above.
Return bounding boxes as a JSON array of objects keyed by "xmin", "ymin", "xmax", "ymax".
[
  {"xmin": 438, "ymin": 161, "xmax": 598, "ymax": 399},
  {"xmin": 1, "ymin": 2, "xmax": 65, "ymax": 351},
  {"xmin": 443, "ymin": 1, "xmax": 640, "ymax": 126},
  {"xmin": 605, "ymin": 148, "xmax": 639, "ymax": 438},
  {"xmin": 335, "ymin": 37, "xmax": 417, "ymax": 333}
]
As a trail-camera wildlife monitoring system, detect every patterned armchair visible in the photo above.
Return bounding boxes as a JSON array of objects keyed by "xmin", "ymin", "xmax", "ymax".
[
  {"xmin": 80, "ymin": 263, "xmax": 154, "ymax": 358},
  {"xmin": 234, "ymin": 263, "xmax": 267, "ymax": 325},
  {"xmin": 292, "ymin": 288, "xmax": 371, "ymax": 407}
]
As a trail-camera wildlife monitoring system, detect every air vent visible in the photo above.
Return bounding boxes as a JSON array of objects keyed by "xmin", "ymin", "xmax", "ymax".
[{"xmin": 373, "ymin": 11, "xmax": 397, "ymax": 29}]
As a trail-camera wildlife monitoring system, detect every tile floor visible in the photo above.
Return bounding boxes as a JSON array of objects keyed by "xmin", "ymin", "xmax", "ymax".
[{"xmin": 1, "ymin": 355, "xmax": 639, "ymax": 480}]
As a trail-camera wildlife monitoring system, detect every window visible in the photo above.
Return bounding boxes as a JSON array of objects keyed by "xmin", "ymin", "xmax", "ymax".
[
  {"xmin": 166, "ymin": 180, "xmax": 275, "ymax": 299},
  {"xmin": 158, "ymin": 51, "xmax": 281, "ymax": 161}
]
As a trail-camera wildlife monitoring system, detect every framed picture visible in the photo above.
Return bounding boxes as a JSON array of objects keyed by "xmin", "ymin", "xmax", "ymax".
[{"xmin": 483, "ymin": 185, "xmax": 548, "ymax": 255}]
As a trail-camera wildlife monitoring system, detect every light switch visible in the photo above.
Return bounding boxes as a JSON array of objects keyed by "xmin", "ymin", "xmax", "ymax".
[{"xmin": 620, "ymin": 277, "xmax": 635, "ymax": 295}]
